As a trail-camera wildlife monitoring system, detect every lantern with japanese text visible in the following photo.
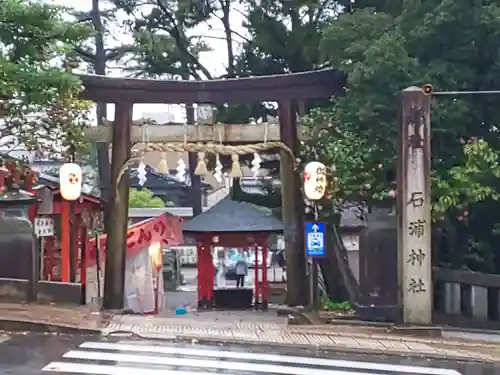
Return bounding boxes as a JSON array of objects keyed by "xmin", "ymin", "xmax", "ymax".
[
  {"xmin": 59, "ymin": 163, "xmax": 82, "ymax": 201},
  {"xmin": 148, "ymin": 242, "xmax": 163, "ymax": 272},
  {"xmin": 304, "ymin": 161, "xmax": 327, "ymax": 201}
]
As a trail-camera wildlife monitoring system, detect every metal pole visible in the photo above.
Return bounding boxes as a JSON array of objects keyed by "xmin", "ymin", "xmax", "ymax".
[
  {"xmin": 39, "ymin": 235, "xmax": 44, "ymax": 280},
  {"xmin": 432, "ymin": 90, "xmax": 500, "ymax": 96},
  {"xmin": 310, "ymin": 203, "xmax": 319, "ymax": 309},
  {"xmin": 69, "ymin": 201, "xmax": 76, "ymax": 282},
  {"xmin": 95, "ymin": 233, "xmax": 101, "ymax": 300},
  {"xmin": 69, "ymin": 150, "xmax": 77, "ymax": 283},
  {"xmin": 29, "ymin": 230, "xmax": 39, "ymax": 301}
]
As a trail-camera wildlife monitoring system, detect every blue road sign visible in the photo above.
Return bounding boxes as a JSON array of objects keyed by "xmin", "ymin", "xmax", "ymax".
[{"xmin": 305, "ymin": 222, "xmax": 326, "ymax": 257}]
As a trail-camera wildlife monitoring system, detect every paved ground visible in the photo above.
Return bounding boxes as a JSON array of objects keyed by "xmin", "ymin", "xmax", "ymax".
[
  {"xmin": 103, "ymin": 315, "xmax": 500, "ymax": 363},
  {"xmin": 0, "ymin": 303, "xmax": 109, "ymax": 332},
  {"xmin": 4, "ymin": 302, "xmax": 500, "ymax": 363},
  {"xmin": 0, "ymin": 332, "xmax": 496, "ymax": 375},
  {"xmin": 163, "ymin": 266, "xmax": 285, "ymax": 313}
]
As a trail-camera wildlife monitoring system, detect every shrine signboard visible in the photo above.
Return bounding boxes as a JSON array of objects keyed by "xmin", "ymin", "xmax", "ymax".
[
  {"xmin": 86, "ymin": 214, "xmax": 184, "ymax": 268},
  {"xmin": 399, "ymin": 87, "xmax": 432, "ymax": 325},
  {"xmin": 34, "ymin": 217, "xmax": 54, "ymax": 237}
]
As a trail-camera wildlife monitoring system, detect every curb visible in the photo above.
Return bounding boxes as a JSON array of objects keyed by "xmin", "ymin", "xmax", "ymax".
[
  {"xmin": 0, "ymin": 319, "xmax": 101, "ymax": 335},
  {"xmin": 286, "ymin": 309, "xmax": 444, "ymax": 338},
  {"xmin": 389, "ymin": 325, "xmax": 443, "ymax": 338},
  {"xmin": 286, "ymin": 307, "xmax": 500, "ymax": 338},
  {"xmin": 102, "ymin": 330, "xmax": 494, "ymax": 363}
]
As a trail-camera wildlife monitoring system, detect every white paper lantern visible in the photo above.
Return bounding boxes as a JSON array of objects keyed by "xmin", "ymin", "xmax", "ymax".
[
  {"xmin": 304, "ymin": 161, "xmax": 327, "ymax": 201},
  {"xmin": 59, "ymin": 163, "xmax": 82, "ymax": 201}
]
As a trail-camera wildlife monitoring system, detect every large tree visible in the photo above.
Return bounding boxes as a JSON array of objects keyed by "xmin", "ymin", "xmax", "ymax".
[
  {"xmin": 0, "ymin": 0, "xmax": 92, "ymax": 157},
  {"xmin": 111, "ymin": 0, "xmax": 213, "ymax": 79},
  {"xmin": 310, "ymin": 0, "xmax": 500, "ymax": 274},
  {"xmin": 234, "ymin": 0, "xmax": 500, "ymax": 300},
  {"xmin": 72, "ymin": 0, "xmax": 135, "ymax": 201}
]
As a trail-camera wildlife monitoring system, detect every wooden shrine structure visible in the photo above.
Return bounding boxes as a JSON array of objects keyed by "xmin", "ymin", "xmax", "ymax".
[
  {"xmin": 79, "ymin": 69, "xmax": 344, "ymax": 309},
  {"xmin": 34, "ymin": 174, "xmax": 104, "ymax": 283},
  {"xmin": 84, "ymin": 121, "xmax": 309, "ymax": 144},
  {"xmin": 183, "ymin": 198, "xmax": 283, "ymax": 309}
]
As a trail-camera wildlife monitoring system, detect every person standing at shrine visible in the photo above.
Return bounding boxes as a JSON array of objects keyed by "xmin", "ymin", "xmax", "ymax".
[
  {"xmin": 234, "ymin": 253, "xmax": 248, "ymax": 288},
  {"xmin": 277, "ymin": 249, "xmax": 286, "ymax": 282}
]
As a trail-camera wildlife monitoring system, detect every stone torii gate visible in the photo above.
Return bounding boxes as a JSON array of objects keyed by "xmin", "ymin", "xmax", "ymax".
[{"xmin": 78, "ymin": 70, "xmax": 344, "ymax": 309}]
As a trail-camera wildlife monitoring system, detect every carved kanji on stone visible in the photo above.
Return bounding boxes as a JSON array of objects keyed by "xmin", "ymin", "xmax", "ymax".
[{"xmin": 407, "ymin": 107, "xmax": 425, "ymax": 149}]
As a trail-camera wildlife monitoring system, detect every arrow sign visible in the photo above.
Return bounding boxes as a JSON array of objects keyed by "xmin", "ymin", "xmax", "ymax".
[{"xmin": 305, "ymin": 222, "xmax": 326, "ymax": 257}]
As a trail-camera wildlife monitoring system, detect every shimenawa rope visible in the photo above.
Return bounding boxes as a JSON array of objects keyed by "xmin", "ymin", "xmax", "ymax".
[{"xmin": 115, "ymin": 141, "xmax": 297, "ymax": 202}]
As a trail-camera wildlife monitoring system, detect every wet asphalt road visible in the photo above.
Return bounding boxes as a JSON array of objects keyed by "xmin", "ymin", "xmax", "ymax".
[{"xmin": 0, "ymin": 332, "xmax": 498, "ymax": 375}]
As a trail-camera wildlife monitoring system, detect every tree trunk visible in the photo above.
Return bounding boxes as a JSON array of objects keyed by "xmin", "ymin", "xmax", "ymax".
[
  {"xmin": 220, "ymin": 0, "xmax": 235, "ymax": 77},
  {"xmin": 91, "ymin": 0, "xmax": 111, "ymax": 224},
  {"xmin": 182, "ymin": 69, "xmax": 203, "ymax": 217}
]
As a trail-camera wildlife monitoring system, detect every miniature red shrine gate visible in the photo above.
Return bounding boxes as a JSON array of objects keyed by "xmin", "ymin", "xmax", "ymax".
[
  {"xmin": 39, "ymin": 189, "xmax": 104, "ymax": 282},
  {"xmin": 183, "ymin": 198, "xmax": 284, "ymax": 309},
  {"xmin": 196, "ymin": 234, "xmax": 270, "ymax": 309}
]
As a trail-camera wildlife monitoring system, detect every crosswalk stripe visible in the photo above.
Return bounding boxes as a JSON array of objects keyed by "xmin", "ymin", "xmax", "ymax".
[
  {"xmin": 63, "ymin": 350, "xmax": 371, "ymax": 375},
  {"xmin": 41, "ymin": 340, "xmax": 463, "ymax": 375},
  {"xmin": 79, "ymin": 341, "xmax": 461, "ymax": 375},
  {"xmin": 42, "ymin": 362, "xmax": 225, "ymax": 375}
]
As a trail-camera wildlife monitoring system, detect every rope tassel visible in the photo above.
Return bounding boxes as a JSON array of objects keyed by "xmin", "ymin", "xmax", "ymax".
[
  {"xmin": 229, "ymin": 154, "xmax": 243, "ymax": 177},
  {"xmin": 194, "ymin": 152, "xmax": 208, "ymax": 176},
  {"xmin": 115, "ymin": 142, "xmax": 297, "ymax": 197},
  {"xmin": 157, "ymin": 152, "xmax": 169, "ymax": 174}
]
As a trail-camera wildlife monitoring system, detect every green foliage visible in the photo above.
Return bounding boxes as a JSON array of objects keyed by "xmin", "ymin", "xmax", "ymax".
[
  {"xmin": 433, "ymin": 139, "xmax": 500, "ymax": 219},
  {"xmin": 103, "ymin": 0, "xmax": 500, "ymax": 274},
  {"xmin": 302, "ymin": 108, "xmax": 393, "ymax": 207},
  {"xmin": 316, "ymin": 0, "xmax": 500, "ymax": 184},
  {"xmin": 309, "ymin": 0, "xmax": 500, "ymax": 272},
  {"xmin": 0, "ymin": 0, "xmax": 91, "ymax": 102},
  {"xmin": 4, "ymin": 93, "xmax": 92, "ymax": 158},
  {"xmin": 0, "ymin": 0, "xmax": 92, "ymax": 156},
  {"xmin": 217, "ymin": 0, "xmax": 339, "ymax": 123},
  {"xmin": 129, "ymin": 188, "xmax": 165, "ymax": 208},
  {"xmin": 237, "ymin": 0, "xmax": 338, "ymax": 75},
  {"xmin": 319, "ymin": 296, "xmax": 353, "ymax": 311},
  {"xmin": 111, "ymin": 0, "xmax": 213, "ymax": 79}
]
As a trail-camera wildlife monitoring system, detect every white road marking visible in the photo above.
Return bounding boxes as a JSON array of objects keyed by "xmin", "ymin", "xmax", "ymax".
[
  {"xmin": 41, "ymin": 340, "xmax": 463, "ymax": 375},
  {"xmin": 80, "ymin": 341, "xmax": 461, "ymax": 375},
  {"xmin": 0, "ymin": 335, "xmax": 10, "ymax": 344},
  {"xmin": 63, "ymin": 349, "xmax": 384, "ymax": 375},
  {"xmin": 42, "ymin": 362, "xmax": 223, "ymax": 375}
]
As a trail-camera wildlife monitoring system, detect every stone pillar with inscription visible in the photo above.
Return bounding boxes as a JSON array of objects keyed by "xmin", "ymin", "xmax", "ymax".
[{"xmin": 398, "ymin": 87, "xmax": 432, "ymax": 325}]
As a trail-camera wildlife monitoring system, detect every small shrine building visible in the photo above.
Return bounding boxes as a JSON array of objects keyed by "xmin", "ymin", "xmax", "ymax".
[{"xmin": 182, "ymin": 197, "xmax": 284, "ymax": 310}]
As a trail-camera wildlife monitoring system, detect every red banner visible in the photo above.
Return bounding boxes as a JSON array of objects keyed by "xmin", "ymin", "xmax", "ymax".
[{"xmin": 86, "ymin": 213, "xmax": 184, "ymax": 268}]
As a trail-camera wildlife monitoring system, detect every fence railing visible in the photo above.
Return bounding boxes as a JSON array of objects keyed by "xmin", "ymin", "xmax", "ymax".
[{"xmin": 433, "ymin": 268, "xmax": 500, "ymax": 329}]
